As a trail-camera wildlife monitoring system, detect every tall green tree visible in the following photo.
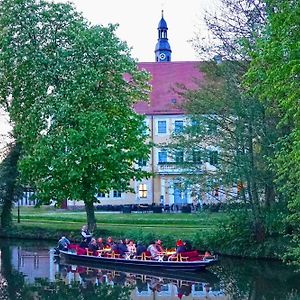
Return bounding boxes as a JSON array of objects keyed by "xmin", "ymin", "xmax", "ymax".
[
  {"xmin": 169, "ymin": 0, "xmax": 283, "ymax": 242},
  {"xmin": 0, "ymin": 0, "xmax": 151, "ymax": 230},
  {"xmin": 245, "ymin": 0, "xmax": 300, "ymax": 262}
]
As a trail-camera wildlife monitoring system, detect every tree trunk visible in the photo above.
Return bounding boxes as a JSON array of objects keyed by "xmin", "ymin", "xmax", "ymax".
[
  {"xmin": 265, "ymin": 183, "xmax": 276, "ymax": 208},
  {"xmin": 0, "ymin": 143, "xmax": 20, "ymax": 228},
  {"xmin": 84, "ymin": 200, "xmax": 96, "ymax": 232},
  {"xmin": 1, "ymin": 189, "xmax": 13, "ymax": 228},
  {"xmin": 247, "ymin": 121, "xmax": 266, "ymax": 242}
]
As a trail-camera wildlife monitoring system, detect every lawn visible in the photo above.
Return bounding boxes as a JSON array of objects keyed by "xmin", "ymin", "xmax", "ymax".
[{"xmin": 10, "ymin": 206, "xmax": 227, "ymax": 243}]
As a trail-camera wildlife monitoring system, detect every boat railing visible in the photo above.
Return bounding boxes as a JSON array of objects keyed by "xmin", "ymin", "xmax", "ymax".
[{"xmin": 69, "ymin": 244, "xmax": 216, "ymax": 263}]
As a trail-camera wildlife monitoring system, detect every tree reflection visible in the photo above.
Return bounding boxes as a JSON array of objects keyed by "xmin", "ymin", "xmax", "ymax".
[
  {"xmin": 0, "ymin": 244, "xmax": 31, "ymax": 299},
  {"xmin": 213, "ymin": 257, "xmax": 300, "ymax": 300},
  {"xmin": 0, "ymin": 245, "xmax": 132, "ymax": 300},
  {"xmin": 25, "ymin": 278, "xmax": 132, "ymax": 300},
  {"xmin": 0, "ymin": 272, "xmax": 131, "ymax": 300}
]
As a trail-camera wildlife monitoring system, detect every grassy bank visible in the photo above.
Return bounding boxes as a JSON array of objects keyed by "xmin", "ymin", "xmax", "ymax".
[
  {"xmin": 0, "ymin": 207, "xmax": 289, "ymax": 260},
  {"xmin": 0, "ymin": 207, "xmax": 225, "ymax": 249}
]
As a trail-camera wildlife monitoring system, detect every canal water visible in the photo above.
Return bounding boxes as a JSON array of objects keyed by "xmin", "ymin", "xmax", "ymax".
[{"xmin": 0, "ymin": 239, "xmax": 299, "ymax": 300}]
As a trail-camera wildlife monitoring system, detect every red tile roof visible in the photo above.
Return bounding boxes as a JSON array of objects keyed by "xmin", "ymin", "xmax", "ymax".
[{"xmin": 134, "ymin": 61, "xmax": 203, "ymax": 115}]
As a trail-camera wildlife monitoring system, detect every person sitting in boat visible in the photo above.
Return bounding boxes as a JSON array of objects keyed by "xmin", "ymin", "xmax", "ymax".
[
  {"xmin": 57, "ymin": 236, "xmax": 70, "ymax": 251},
  {"xmin": 106, "ymin": 236, "xmax": 114, "ymax": 248},
  {"xmin": 204, "ymin": 251, "xmax": 214, "ymax": 259},
  {"xmin": 175, "ymin": 239, "xmax": 186, "ymax": 254},
  {"xmin": 127, "ymin": 240, "xmax": 136, "ymax": 254},
  {"xmin": 117, "ymin": 239, "xmax": 128, "ymax": 256},
  {"xmin": 155, "ymin": 239, "xmax": 164, "ymax": 253},
  {"xmin": 147, "ymin": 241, "xmax": 161, "ymax": 260},
  {"xmin": 88, "ymin": 238, "xmax": 98, "ymax": 254},
  {"xmin": 96, "ymin": 237, "xmax": 105, "ymax": 250},
  {"xmin": 136, "ymin": 241, "xmax": 147, "ymax": 256},
  {"xmin": 80, "ymin": 225, "xmax": 92, "ymax": 248},
  {"xmin": 183, "ymin": 240, "xmax": 193, "ymax": 251}
]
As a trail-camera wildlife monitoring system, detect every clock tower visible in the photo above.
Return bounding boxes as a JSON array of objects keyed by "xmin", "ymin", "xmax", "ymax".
[{"xmin": 155, "ymin": 10, "xmax": 172, "ymax": 62}]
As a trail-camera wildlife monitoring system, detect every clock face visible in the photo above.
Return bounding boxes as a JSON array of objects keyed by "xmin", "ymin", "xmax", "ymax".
[{"xmin": 159, "ymin": 53, "xmax": 166, "ymax": 60}]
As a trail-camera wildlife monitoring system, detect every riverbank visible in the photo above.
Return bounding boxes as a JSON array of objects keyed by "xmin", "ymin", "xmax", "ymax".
[{"xmin": 0, "ymin": 207, "xmax": 291, "ymax": 261}]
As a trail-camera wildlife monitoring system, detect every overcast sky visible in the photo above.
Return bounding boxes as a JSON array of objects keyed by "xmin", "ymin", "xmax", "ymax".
[{"xmin": 55, "ymin": 0, "xmax": 219, "ymax": 62}]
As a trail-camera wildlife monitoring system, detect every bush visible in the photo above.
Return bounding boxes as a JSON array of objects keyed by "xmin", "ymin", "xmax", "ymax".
[{"xmin": 191, "ymin": 209, "xmax": 291, "ymax": 259}]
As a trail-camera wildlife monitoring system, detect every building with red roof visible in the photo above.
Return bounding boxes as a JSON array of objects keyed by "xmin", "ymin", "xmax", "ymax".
[
  {"xmin": 92, "ymin": 11, "xmax": 211, "ymax": 209},
  {"xmin": 135, "ymin": 61, "xmax": 203, "ymax": 115}
]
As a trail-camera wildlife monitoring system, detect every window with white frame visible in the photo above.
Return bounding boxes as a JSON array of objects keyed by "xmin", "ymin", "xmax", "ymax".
[
  {"xmin": 175, "ymin": 150, "xmax": 184, "ymax": 163},
  {"xmin": 138, "ymin": 158, "xmax": 147, "ymax": 167},
  {"xmin": 138, "ymin": 184, "xmax": 148, "ymax": 198},
  {"xmin": 209, "ymin": 151, "xmax": 218, "ymax": 166},
  {"xmin": 174, "ymin": 120, "xmax": 184, "ymax": 133},
  {"xmin": 113, "ymin": 190, "xmax": 122, "ymax": 198},
  {"xmin": 158, "ymin": 150, "xmax": 167, "ymax": 163},
  {"xmin": 157, "ymin": 120, "xmax": 167, "ymax": 134},
  {"xmin": 97, "ymin": 192, "xmax": 106, "ymax": 198},
  {"xmin": 192, "ymin": 151, "xmax": 202, "ymax": 163}
]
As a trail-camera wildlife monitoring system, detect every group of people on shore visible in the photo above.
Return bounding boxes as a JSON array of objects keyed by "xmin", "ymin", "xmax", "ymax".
[{"xmin": 57, "ymin": 225, "xmax": 196, "ymax": 260}]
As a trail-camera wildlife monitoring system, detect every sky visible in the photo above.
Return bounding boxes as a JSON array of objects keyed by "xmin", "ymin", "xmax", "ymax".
[{"xmin": 55, "ymin": 0, "xmax": 219, "ymax": 62}]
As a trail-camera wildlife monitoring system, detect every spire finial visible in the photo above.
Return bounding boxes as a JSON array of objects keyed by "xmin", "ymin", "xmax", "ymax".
[{"xmin": 161, "ymin": 9, "xmax": 164, "ymax": 18}]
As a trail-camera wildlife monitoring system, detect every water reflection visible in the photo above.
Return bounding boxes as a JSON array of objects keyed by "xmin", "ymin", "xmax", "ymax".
[
  {"xmin": 1, "ymin": 239, "xmax": 300, "ymax": 300},
  {"xmin": 215, "ymin": 257, "xmax": 300, "ymax": 300},
  {"xmin": 56, "ymin": 262, "xmax": 223, "ymax": 299}
]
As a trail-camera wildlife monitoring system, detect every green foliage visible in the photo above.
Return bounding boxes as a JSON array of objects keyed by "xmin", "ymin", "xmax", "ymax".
[
  {"xmin": 193, "ymin": 209, "xmax": 290, "ymax": 258},
  {"xmin": 0, "ymin": 0, "xmax": 151, "ymax": 229},
  {"xmin": 245, "ymin": 0, "xmax": 300, "ymax": 263},
  {"xmin": 170, "ymin": 58, "xmax": 280, "ymax": 242},
  {"xmin": 172, "ymin": 60, "xmax": 275, "ymax": 192}
]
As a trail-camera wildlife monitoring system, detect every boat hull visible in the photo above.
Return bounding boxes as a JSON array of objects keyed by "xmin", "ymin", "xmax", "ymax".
[{"xmin": 60, "ymin": 250, "xmax": 218, "ymax": 272}]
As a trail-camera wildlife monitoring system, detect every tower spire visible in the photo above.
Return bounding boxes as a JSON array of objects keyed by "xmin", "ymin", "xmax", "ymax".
[{"xmin": 155, "ymin": 10, "xmax": 172, "ymax": 62}]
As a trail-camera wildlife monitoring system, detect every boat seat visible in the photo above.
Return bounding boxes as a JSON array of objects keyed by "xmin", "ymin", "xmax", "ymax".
[
  {"xmin": 168, "ymin": 254, "xmax": 183, "ymax": 262},
  {"xmin": 68, "ymin": 244, "xmax": 78, "ymax": 250},
  {"xmin": 134, "ymin": 253, "xmax": 144, "ymax": 260},
  {"xmin": 143, "ymin": 251, "xmax": 153, "ymax": 260},
  {"xmin": 180, "ymin": 250, "xmax": 202, "ymax": 261},
  {"xmin": 85, "ymin": 248, "xmax": 94, "ymax": 256},
  {"xmin": 106, "ymin": 251, "xmax": 121, "ymax": 258},
  {"xmin": 76, "ymin": 247, "xmax": 87, "ymax": 256}
]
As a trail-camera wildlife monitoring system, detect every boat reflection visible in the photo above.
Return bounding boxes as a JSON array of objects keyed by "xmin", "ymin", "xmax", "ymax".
[{"xmin": 56, "ymin": 262, "xmax": 225, "ymax": 299}]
